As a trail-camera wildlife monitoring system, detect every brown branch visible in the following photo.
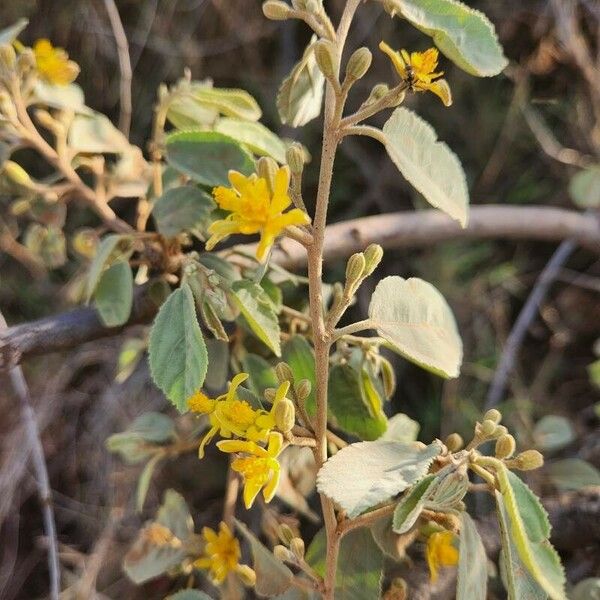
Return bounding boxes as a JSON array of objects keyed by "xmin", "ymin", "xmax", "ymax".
[{"xmin": 1, "ymin": 205, "xmax": 599, "ymax": 370}]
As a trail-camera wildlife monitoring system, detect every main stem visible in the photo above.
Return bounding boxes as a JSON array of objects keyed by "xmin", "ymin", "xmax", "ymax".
[{"xmin": 307, "ymin": 2, "xmax": 362, "ymax": 597}]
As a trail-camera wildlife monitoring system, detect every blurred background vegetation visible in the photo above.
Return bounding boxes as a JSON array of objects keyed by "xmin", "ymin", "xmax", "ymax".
[{"xmin": 1, "ymin": 0, "xmax": 599, "ymax": 598}]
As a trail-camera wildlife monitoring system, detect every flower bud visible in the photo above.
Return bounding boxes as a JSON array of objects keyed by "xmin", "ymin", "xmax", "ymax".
[
  {"xmin": 274, "ymin": 398, "xmax": 296, "ymax": 433},
  {"xmin": 264, "ymin": 388, "xmax": 277, "ymax": 402},
  {"xmin": 495, "ymin": 434, "xmax": 516, "ymax": 459},
  {"xmin": 257, "ymin": 156, "xmax": 279, "ymax": 193},
  {"xmin": 363, "ymin": 243, "xmax": 383, "ymax": 276},
  {"xmin": 275, "ymin": 362, "xmax": 294, "ymax": 385},
  {"xmin": 444, "ymin": 432, "xmax": 464, "ymax": 453},
  {"xmin": 274, "ymin": 544, "xmax": 294, "ymax": 562},
  {"xmin": 3, "ymin": 160, "xmax": 34, "ymax": 189},
  {"xmin": 493, "ymin": 425, "xmax": 508, "ymax": 438},
  {"xmin": 345, "ymin": 252, "xmax": 366, "ymax": 288},
  {"xmin": 277, "ymin": 523, "xmax": 295, "ymax": 545},
  {"xmin": 380, "ymin": 358, "xmax": 396, "ymax": 399},
  {"xmin": 484, "ymin": 408, "xmax": 502, "ymax": 424},
  {"xmin": 237, "ymin": 564, "xmax": 257, "ymax": 586},
  {"xmin": 314, "ymin": 40, "xmax": 338, "ymax": 80},
  {"xmin": 295, "ymin": 378, "xmax": 311, "ymax": 402},
  {"xmin": 345, "ymin": 47, "xmax": 372, "ymax": 82},
  {"xmin": 262, "ymin": 1, "xmax": 293, "ymax": 20},
  {"xmin": 364, "ymin": 83, "xmax": 389, "ymax": 106},
  {"xmin": 479, "ymin": 419, "xmax": 497, "ymax": 437},
  {"xmin": 290, "ymin": 537, "xmax": 305, "ymax": 560},
  {"xmin": 286, "ymin": 143, "xmax": 305, "ymax": 175},
  {"xmin": 513, "ymin": 450, "xmax": 544, "ymax": 471}
]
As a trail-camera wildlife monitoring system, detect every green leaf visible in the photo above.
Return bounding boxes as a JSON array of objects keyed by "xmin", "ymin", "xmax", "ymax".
[
  {"xmin": 214, "ymin": 118, "xmax": 287, "ymax": 163},
  {"xmin": 277, "ymin": 38, "xmax": 325, "ymax": 127},
  {"xmin": 236, "ymin": 520, "xmax": 293, "ymax": 597},
  {"xmin": 136, "ymin": 454, "xmax": 162, "ymax": 512},
  {"xmin": 85, "ymin": 233, "xmax": 132, "ymax": 301},
  {"xmin": 242, "ymin": 353, "xmax": 278, "ymax": 397},
  {"xmin": 127, "ymin": 412, "xmax": 177, "ymax": 443},
  {"xmin": 68, "ymin": 112, "xmax": 130, "ymax": 154},
  {"xmin": 191, "ymin": 86, "xmax": 262, "ymax": 121},
  {"xmin": 165, "ymin": 131, "xmax": 254, "ymax": 187},
  {"xmin": 152, "ymin": 186, "xmax": 215, "ymax": 237},
  {"xmin": 166, "ymin": 95, "xmax": 218, "ymax": 129},
  {"xmin": 94, "ymin": 261, "xmax": 133, "ymax": 327},
  {"xmin": 569, "ymin": 165, "xmax": 600, "ymax": 208},
  {"xmin": 198, "ymin": 252, "xmax": 241, "ymax": 284},
  {"xmin": 382, "ymin": 107, "xmax": 469, "ymax": 226},
  {"xmin": 392, "ymin": 474, "xmax": 436, "ymax": 534},
  {"xmin": 385, "ymin": 0, "xmax": 508, "ymax": 76},
  {"xmin": 32, "ymin": 81, "xmax": 91, "ymax": 113},
  {"xmin": 282, "ymin": 335, "xmax": 317, "ymax": 415},
  {"xmin": 306, "ymin": 528, "xmax": 384, "ymax": 600},
  {"xmin": 116, "ymin": 338, "xmax": 146, "ymax": 383},
  {"xmin": 204, "ymin": 339, "xmax": 229, "ymax": 391},
  {"xmin": 148, "ymin": 284, "xmax": 208, "ymax": 411},
  {"xmin": 328, "ymin": 364, "xmax": 387, "ymax": 441},
  {"xmin": 124, "ymin": 490, "xmax": 194, "ymax": 584},
  {"xmin": 0, "ymin": 19, "xmax": 28, "ymax": 45},
  {"xmin": 369, "ymin": 275, "xmax": 463, "ymax": 378},
  {"xmin": 506, "ymin": 471, "xmax": 550, "ymax": 543},
  {"xmin": 167, "ymin": 591, "xmax": 214, "ymax": 600},
  {"xmin": 370, "ymin": 515, "xmax": 405, "ymax": 560},
  {"xmin": 380, "ymin": 413, "xmax": 420, "ymax": 443},
  {"xmin": 457, "ymin": 512, "xmax": 488, "ymax": 600},
  {"xmin": 571, "ymin": 579, "xmax": 600, "ymax": 600},
  {"xmin": 317, "ymin": 439, "xmax": 442, "ymax": 518},
  {"xmin": 533, "ymin": 416, "xmax": 574, "ymax": 453},
  {"xmin": 545, "ymin": 458, "xmax": 600, "ymax": 491},
  {"xmin": 230, "ymin": 280, "xmax": 281, "ymax": 356}
]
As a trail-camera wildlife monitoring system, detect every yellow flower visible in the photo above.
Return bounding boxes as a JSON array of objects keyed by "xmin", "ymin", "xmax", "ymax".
[
  {"xmin": 193, "ymin": 522, "xmax": 254, "ymax": 585},
  {"xmin": 218, "ymin": 431, "xmax": 283, "ymax": 509},
  {"xmin": 207, "ymin": 166, "xmax": 310, "ymax": 262},
  {"xmin": 188, "ymin": 374, "xmax": 290, "ymax": 458},
  {"xmin": 32, "ymin": 39, "xmax": 79, "ymax": 86},
  {"xmin": 426, "ymin": 530, "xmax": 459, "ymax": 582},
  {"xmin": 379, "ymin": 42, "xmax": 452, "ymax": 107}
]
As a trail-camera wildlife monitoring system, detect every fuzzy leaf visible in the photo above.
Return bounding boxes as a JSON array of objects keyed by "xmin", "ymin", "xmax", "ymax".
[
  {"xmin": 214, "ymin": 118, "xmax": 287, "ymax": 163},
  {"xmin": 385, "ymin": 0, "xmax": 508, "ymax": 76},
  {"xmin": 382, "ymin": 107, "xmax": 469, "ymax": 226},
  {"xmin": 393, "ymin": 474, "xmax": 436, "ymax": 533},
  {"xmin": 94, "ymin": 261, "xmax": 133, "ymax": 327},
  {"xmin": 165, "ymin": 131, "xmax": 254, "ymax": 187},
  {"xmin": 545, "ymin": 458, "xmax": 600, "ymax": 491},
  {"xmin": 380, "ymin": 413, "xmax": 420, "ymax": 443},
  {"xmin": 317, "ymin": 440, "xmax": 442, "ymax": 518},
  {"xmin": 277, "ymin": 38, "xmax": 325, "ymax": 127},
  {"xmin": 569, "ymin": 165, "xmax": 600, "ymax": 208},
  {"xmin": 152, "ymin": 186, "xmax": 215, "ymax": 237},
  {"xmin": 68, "ymin": 112, "xmax": 130, "ymax": 154},
  {"xmin": 85, "ymin": 234, "xmax": 132, "ymax": 301},
  {"xmin": 457, "ymin": 512, "xmax": 488, "ymax": 600},
  {"xmin": 191, "ymin": 86, "xmax": 262, "ymax": 121},
  {"xmin": 369, "ymin": 276, "xmax": 462, "ymax": 378},
  {"xmin": 242, "ymin": 354, "xmax": 278, "ymax": 398},
  {"xmin": 148, "ymin": 284, "xmax": 208, "ymax": 411},
  {"xmin": 533, "ymin": 416, "xmax": 574, "ymax": 453},
  {"xmin": 0, "ymin": 19, "xmax": 28, "ymax": 45}
]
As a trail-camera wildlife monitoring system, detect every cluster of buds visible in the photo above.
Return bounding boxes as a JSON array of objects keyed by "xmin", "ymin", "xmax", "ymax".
[
  {"xmin": 274, "ymin": 523, "xmax": 306, "ymax": 564},
  {"xmin": 266, "ymin": 360, "xmax": 311, "ymax": 432}
]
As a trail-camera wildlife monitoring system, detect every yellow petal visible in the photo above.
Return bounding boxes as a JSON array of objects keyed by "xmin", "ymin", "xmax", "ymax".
[
  {"xmin": 226, "ymin": 373, "xmax": 249, "ymax": 402},
  {"xmin": 424, "ymin": 79, "xmax": 453, "ymax": 107},
  {"xmin": 213, "ymin": 186, "xmax": 240, "ymax": 211},
  {"xmin": 262, "ymin": 466, "xmax": 280, "ymax": 503},
  {"xmin": 228, "ymin": 170, "xmax": 253, "ymax": 195},
  {"xmin": 256, "ymin": 230, "xmax": 276, "ymax": 262},
  {"xmin": 273, "ymin": 166, "xmax": 290, "ymax": 199},
  {"xmin": 217, "ymin": 439, "xmax": 267, "ymax": 456},
  {"xmin": 379, "ymin": 41, "xmax": 407, "ymax": 79},
  {"xmin": 274, "ymin": 380, "xmax": 290, "ymax": 403},
  {"xmin": 267, "ymin": 431, "xmax": 284, "ymax": 456},
  {"xmin": 198, "ymin": 425, "xmax": 218, "ymax": 458},
  {"xmin": 243, "ymin": 477, "xmax": 263, "ymax": 509}
]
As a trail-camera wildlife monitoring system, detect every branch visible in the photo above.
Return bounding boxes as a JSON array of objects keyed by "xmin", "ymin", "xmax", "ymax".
[{"xmin": 1, "ymin": 205, "xmax": 599, "ymax": 370}]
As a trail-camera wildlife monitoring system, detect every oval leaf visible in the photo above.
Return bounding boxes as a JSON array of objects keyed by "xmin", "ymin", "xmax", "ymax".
[
  {"xmin": 569, "ymin": 165, "xmax": 600, "ymax": 209},
  {"xmin": 214, "ymin": 118, "xmax": 287, "ymax": 163},
  {"xmin": 165, "ymin": 131, "xmax": 254, "ymax": 187},
  {"xmin": 317, "ymin": 439, "xmax": 442, "ymax": 518},
  {"xmin": 152, "ymin": 186, "xmax": 215, "ymax": 237},
  {"xmin": 191, "ymin": 86, "xmax": 262, "ymax": 121},
  {"xmin": 369, "ymin": 276, "xmax": 462, "ymax": 378},
  {"xmin": 387, "ymin": 0, "xmax": 508, "ymax": 76},
  {"xmin": 382, "ymin": 107, "xmax": 469, "ymax": 226},
  {"xmin": 457, "ymin": 512, "xmax": 488, "ymax": 600},
  {"xmin": 148, "ymin": 284, "xmax": 208, "ymax": 412},
  {"xmin": 94, "ymin": 261, "xmax": 133, "ymax": 327}
]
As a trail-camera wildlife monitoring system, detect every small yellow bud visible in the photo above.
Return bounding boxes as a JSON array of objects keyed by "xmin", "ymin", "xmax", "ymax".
[
  {"xmin": 445, "ymin": 433, "xmax": 464, "ymax": 453},
  {"xmin": 274, "ymin": 398, "xmax": 296, "ymax": 433},
  {"xmin": 380, "ymin": 358, "xmax": 396, "ymax": 399},
  {"xmin": 495, "ymin": 434, "xmax": 516, "ymax": 459},
  {"xmin": 513, "ymin": 450, "xmax": 544, "ymax": 471},
  {"xmin": 277, "ymin": 523, "xmax": 295, "ymax": 545},
  {"xmin": 2, "ymin": 161, "xmax": 34, "ymax": 189},
  {"xmin": 314, "ymin": 40, "xmax": 338, "ymax": 80},
  {"xmin": 274, "ymin": 544, "xmax": 294, "ymax": 562},
  {"xmin": 293, "ymin": 0, "xmax": 320, "ymax": 12},
  {"xmin": 262, "ymin": 1, "xmax": 293, "ymax": 20},
  {"xmin": 479, "ymin": 419, "xmax": 497, "ymax": 437},
  {"xmin": 290, "ymin": 537, "xmax": 305, "ymax": 561},
  {"xmin": 286, "ymin": 143, "xmax": 305, "ymax": 175},
  {"xmin": 257, "ymin": 156, "xmax": 279, "ymax": 193},
  {"xmin": 484, "ymin": 409, "xmax": 502, "ymax": 424},
  {"xmin": 294, "ymin": 378, "xmax": 311, "ymax": 402},
  {"xmin": 493, "ymin": 425, "xmax": 508, "ymax": 438},
  {"xmin": 275, "ymin": 362, "xmax": 294, "ymax": 384},
  {"xmin": 237, "ymin": 564, "xmax": 257, "ymax": 586},
  {"xmin": 345, "ymin": 252, "xmax": 366, "ymax": 287},
  {"xmin": 345, "ymin": 47, "xmax": 372, "ymax": 82},
  {"xmin": 363, "ymin": 243, "xmax": 384, "ymax": 276}
]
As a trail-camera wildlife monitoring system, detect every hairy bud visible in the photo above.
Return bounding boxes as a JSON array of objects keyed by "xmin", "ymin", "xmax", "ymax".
[
  {"xmin": 237, "ymin": 564, "xmax": 257, "ymax": 586},
  {"xmin": 345, "ymin": 252, "xmax": 366, "ymax": 288},
  {"xmin": 495, "ymin": 434, "xmax": 516, "ymax": 459},
  {"xmin": 275, "ymin": 362, "xmax": 294, "ymax": 385},
  {"xmin": 484, "ymin": 408, "xmax": 502, "ymax": 424},
  {"xmin": 295, "ymin": 379, "xmax": 312, "ymax": 402},
  {"xmin": 444, "ymin": 432, "xmax": 464, "ymax": 453},
  {"xmin": 345, "ymin": 47, "xmax": 372, "ymax": 82},
  {"xmin": 264, "ymin": 388, "xmax": 277, "ymax": 402},
  {"xmin": 3, "ymin": 161, "xmax": 34, "ymax": 189},
  {"xmin": 274, "ymin": 544, "xmax": 294, "ymax": 562},
  {"xmin": 277, "ymin": 523, "xmax": 295, "ymax": 545},
  {"xmin": 262, "ymin": 1, "xmax": 293, "ymax": 20},
  {"xmin": 513, "ymin": 449, "xmax": 544, "ymax": 471},
  {"xmin": 364, "ymin": 83, "xmax": 390, "ymax": 106},
  {"xmin": 290, "ymin": 537, "xmax": 305, "ymax": 560},
  {"xmin": 493, "ymin": 424, "xmax": 508, "ymax": 438},
  {"xmin": 257, "ymin": 156, "xmax": 279, "ymax": 193},
  {"xmin": 363, "ymin": 243, "xmax": 384, "ymax": 276},
  {"xmin": 479, "ymin": 419, "xmax": 497, "ymax": 437},
  {"xmin": 274, "ymin": 398, "xmax": 296, "ymax": 433},
  {"xmin": 286, "ymin": 143, "xmax": 305, "ymax": 175},
  {"xmin": 380, "ymin": 358, "xmax": 396, "ymax": 399},
  {"xmin": 314, "ymin": 40, "xmax": 338, "ymax": 80}
]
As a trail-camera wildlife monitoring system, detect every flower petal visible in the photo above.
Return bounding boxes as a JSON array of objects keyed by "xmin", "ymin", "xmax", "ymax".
[
  {"xmin": 425, "ymin": 79, "xmax": 453, "ymax": 107},
  {"xmin": 379, "ymin": 41, "xmax": 407, "ymax": 79}
]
